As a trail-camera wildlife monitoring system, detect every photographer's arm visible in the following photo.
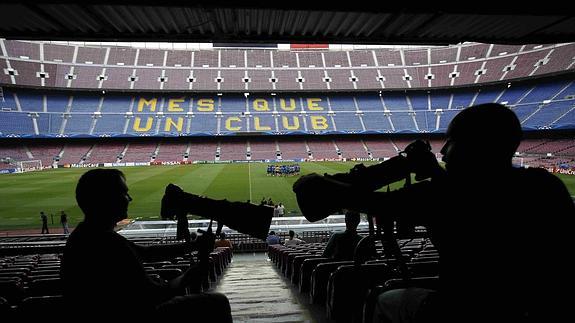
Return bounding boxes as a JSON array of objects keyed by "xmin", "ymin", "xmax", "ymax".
[{"xmin": 167, "ymin": 230, "xmax": 214, "ymax": 290}]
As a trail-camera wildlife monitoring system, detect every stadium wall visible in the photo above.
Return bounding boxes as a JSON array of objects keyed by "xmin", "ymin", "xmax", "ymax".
[{"xmin": 1, "ymin": 73, "xmax": 574, "ymax": 138}]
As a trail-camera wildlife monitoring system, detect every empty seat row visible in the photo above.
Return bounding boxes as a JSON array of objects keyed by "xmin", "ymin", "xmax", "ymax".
[{"xmin": 268, "ymin": 236, "xmax": 440, "ymax": 323}]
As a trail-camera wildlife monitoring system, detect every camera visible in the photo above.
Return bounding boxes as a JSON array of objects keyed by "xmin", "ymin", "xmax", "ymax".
[
  {"xmin": 161, "ymin": 184, "xmax": 274, "ymax": 240},
  {"xmin": 293, "ymin": 140, "xmax": 444, "ymax": 222},
  {"xmin": 327, "ymin": 139, "xmax": 439, "ymax": 189}
]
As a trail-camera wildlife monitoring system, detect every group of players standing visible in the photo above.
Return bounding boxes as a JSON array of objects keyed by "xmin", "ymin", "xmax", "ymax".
[{"xmin": 266, "ymin": 164, "xmax": 300, "ymax": 176}]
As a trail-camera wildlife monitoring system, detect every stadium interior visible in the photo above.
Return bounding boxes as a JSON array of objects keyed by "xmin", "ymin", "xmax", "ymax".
[{"xmin": 1, "ymin": 1, "xmax": 574, "ymax": 321}]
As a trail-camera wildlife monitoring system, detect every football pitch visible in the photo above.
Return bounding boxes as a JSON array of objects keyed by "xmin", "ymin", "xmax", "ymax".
[{"xmin": 1, "ymin": 162, "xmax": 574, "ymax": 231}]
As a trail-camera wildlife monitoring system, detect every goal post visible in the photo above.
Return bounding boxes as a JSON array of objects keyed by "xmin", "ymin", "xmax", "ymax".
[{"xmin": 18, "ymin": 160, "xmax": 43, "ymax": 172}]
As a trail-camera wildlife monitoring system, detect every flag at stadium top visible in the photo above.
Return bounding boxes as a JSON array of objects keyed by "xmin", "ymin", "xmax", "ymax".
[{"xmin": 213, "ymin": 43, "xmax": 329, "ymax": 50}]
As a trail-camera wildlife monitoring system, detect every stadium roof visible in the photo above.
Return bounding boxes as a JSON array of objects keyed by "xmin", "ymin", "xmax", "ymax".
[{"xmin": 0, "ymin": 1, "xmax": 574, "ymax": 45}]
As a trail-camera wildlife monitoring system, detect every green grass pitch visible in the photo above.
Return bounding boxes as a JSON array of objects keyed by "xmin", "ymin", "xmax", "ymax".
[{"xmin": 1, "ymin": 162, "xmax": 574, "ymax": 231}]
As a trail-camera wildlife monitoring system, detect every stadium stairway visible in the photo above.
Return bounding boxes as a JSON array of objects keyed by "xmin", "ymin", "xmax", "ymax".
[{"xmin": 215, "ymin": 252, "xmax": 324, "ymax": 322}]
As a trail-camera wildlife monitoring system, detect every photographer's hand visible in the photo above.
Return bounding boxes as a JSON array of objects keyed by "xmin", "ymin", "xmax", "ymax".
[
  {"xmin": 172, "ymin": 228, "xmax": 215, "ymax": 290},
  {"xmin": 403, "ymin": 140, "xmax": 444, "ymax": 181},
  {"xmin": 196, "ymin": 228, "xmax": 216, "ymax": 260},
  {"xmin": 161, "ymin": 183, "xmax": 186, "ymax": 220}
]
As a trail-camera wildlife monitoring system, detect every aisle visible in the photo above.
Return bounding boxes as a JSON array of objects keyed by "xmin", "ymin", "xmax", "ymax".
[{"xmin": 215, "ymin": 252, "xmax": 316, "ymax": 323}]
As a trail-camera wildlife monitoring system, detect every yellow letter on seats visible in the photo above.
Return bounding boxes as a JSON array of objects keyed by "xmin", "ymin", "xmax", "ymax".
[
  {"xmin": 197, "ymin": 99, "xmax": 214, "ymax": 112},
  {"xmin": 310, "ymin": 115, "xmax": 328, "ymax": 130},
  {"xmin": 307, "ymin": 98, "xmax": 323, "ymax": 111},
  {"xmin": 164, "ymin": 117, "xmax": 183, "ymax": 132},
  {"xmin": 137, "ymin": 98, "xmax": 157, "ymax": 112},
  {"xmin": 254, "ymin": 117, "xmax": 271, "ymax": 131},
  {"xmin": 282, "ymin": 116, "xmax": 300, "ymax": 130},
  {"xmin": 279, "ymin": 98, "xmax": 296, "ymax": 111},
  {"xmin": 225, "ymin": 117, "xmax": 242, "ymax": 131},
  {"xmin": 167, "ymin": 98, "xmax": 185, "ymax": 112},
  {"xmin": 252, "ymin": 99, "xmax": 270, "ymax": 111},
  {"xmin": 133, "ymin": 117, "xmax": 153, "ymax": 131}
]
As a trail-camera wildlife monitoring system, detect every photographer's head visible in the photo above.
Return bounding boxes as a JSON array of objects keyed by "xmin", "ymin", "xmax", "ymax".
[
  {"xmin": 441, "ymin": 103, "xmax": 522, "ymax": 175},
  {"xmin": 345, "ymin": 211, "xmax": 361, "ymax": 232},
  {"xmin": 76, "ymin": 169, "xmax": 132, "ymax": 227}
]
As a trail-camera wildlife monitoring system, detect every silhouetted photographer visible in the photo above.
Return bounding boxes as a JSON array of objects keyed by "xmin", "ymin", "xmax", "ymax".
[
  {"xmin": 61, "ymin": 169, "xmax": 232, "ymax": 320},
  {"xmin": 293, "ymin": 103, "xmax": 575, "ymax": 322}
]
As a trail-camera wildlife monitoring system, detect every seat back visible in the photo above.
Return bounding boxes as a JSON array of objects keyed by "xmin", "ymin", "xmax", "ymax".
[
  {"xmin": 310, "ymin": 261, "xmax": 353, "ymax": 304},
  {"xmin": 27, "ymin": 278, "xmax": 63, "ymax": 297},
  {"xmin": 327, "ymin": 263, "xmax": 391, "ymax": 322}
]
